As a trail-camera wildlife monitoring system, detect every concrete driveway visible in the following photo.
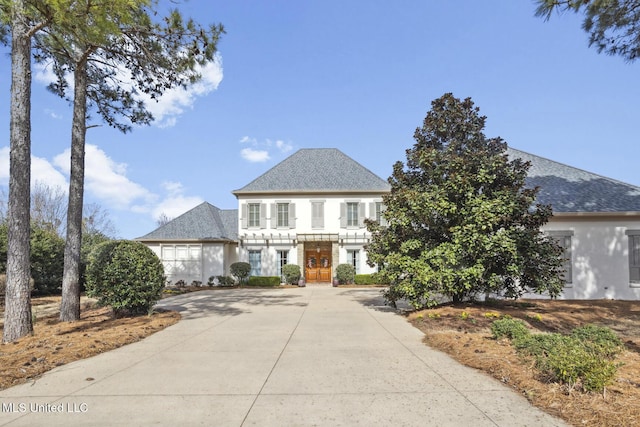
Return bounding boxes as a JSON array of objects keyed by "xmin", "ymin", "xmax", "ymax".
[{"xmin": 0, "ymin": 287, "xmax": 566, "ymax": 426}]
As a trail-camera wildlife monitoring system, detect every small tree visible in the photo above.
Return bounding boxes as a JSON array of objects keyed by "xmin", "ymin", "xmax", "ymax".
[
  {"xmin": 85, "ymin": 240, "xmax": 164, "ymax": 316},
  {"xmin": 281, "ymin": 264, "xmax": 301, "ymax": 284},
  {"xmin": 366, "ymin": 93, "xmax": 564, "ymax": 309},
  {"xmin": 335, "ymin": 264, "xmax": 355, "ymax": 285},
  {"xmin": 230, "ymin": 262, "xmax": 251, "ymax": 284}
]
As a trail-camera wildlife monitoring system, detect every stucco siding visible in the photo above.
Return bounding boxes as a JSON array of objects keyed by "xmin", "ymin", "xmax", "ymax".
[{"xmin": 538, "ymin": 218, "xmax": 640, "ymax": 300}]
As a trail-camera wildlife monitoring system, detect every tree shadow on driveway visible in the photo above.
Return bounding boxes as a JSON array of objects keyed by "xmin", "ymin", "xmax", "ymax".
[{"xmin": 156, "ymin": 289, "xmax": 309, "ymax": 320}]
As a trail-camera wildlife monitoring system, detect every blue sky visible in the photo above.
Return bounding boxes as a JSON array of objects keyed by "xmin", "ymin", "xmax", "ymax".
[{"xmin": 1, "ymin": 1, "xmax": 638, "ymax": 239}]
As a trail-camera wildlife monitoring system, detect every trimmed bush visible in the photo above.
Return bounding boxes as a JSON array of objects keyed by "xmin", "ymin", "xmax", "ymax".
[
  {"xmin": 246, "ymin": 276, "xmax": 280, "ymax": 287},
  {"xmin": 490, "ymin": 316, "xmax": 530, "ymax": 341},
  {"xmin": 355, "ymin": 274, "xmax": 384, "ymax": 285},
  {"xmin": 335, "ymin": 263, "xmax": 355, "ymax": 284},
  {"xmin": 86, "ymin": 240, "xmax": 165, "ymax": 316},
  {"xmin": 230, "ymin": 262, "xmax": 251, "ymax": 283},
  {"xmin": 282, "ymin": 264, "xmax": 301, "ymax": 284}
]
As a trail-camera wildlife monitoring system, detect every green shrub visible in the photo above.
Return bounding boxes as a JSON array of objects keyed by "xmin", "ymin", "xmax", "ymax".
[
  {"xmin": 514, "ymin": 332, "xmax": 566, "ymax": 357},
  {"xmin": 230, "ymin": 262, "xmax": 251, "ymax": 283},
  {"xmin": 534, "ymin": 336, "xmax": 618, "ymax": 392},
  {"xmin": 30, "ymin": 226, "xmax": 65, "ymax": 294},
  {"xmin": 281, "ymin": 264, "xmax": 301, "ymax": 284},
  {"xmin": 571, "ymin": 324, "xmax": 624, "ymax": 358},
  {"xmin": 86, "ymin": 240, "xmax": 165, "ymax": 316},
  {"xmin": 354, "ymin": 274, "xmax": 376, "ymax": 285},
  {"xmin": 246, "ymin": 276, "xmax": 280, "ymax": 286},
  {"xmin": 507, "ymin": 324, "xmax": 624, "ymax": 393},
  {"xmin": 335, "ymin": 263, "xmax": 355, "ymax": 284},
  {"xmin": 490, "ymin": 317, "xmax": 530, "ymax": 341},
  {"xmin": 208, "ymin": 275, "xmax": 236, "ymax": 286}
]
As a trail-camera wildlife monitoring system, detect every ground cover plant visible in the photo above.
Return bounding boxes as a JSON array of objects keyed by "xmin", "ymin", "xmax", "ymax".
[{"xmin": 409, "ymin": 298, "xmax": 640, "ymax": 427}]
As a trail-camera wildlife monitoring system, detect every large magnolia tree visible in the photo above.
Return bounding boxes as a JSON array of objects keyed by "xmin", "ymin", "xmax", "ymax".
[{"xmin": 366, "ymin": 93, "xmax": 565, "ymax": 309}]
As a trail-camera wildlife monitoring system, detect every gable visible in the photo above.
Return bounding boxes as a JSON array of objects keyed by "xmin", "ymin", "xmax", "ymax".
[{"xmin": 233, "ymin": 148, "xmax": 390, "ymax": 195}]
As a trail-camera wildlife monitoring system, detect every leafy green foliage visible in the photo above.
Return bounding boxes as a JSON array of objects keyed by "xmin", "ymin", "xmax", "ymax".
[
  {"xmin": 0, "ymin": 223, "xmax": 64, "ymax": 294},
  {"xmin": 354, "ymin": 274, "xmax": 376, "ymax": 285},
  {"xmin": 281, "ymin": 264, "xmax": 301, "ymax": 284},
  {"xmin": 246, "ymin": 276, "xmax": 281, "ymax": 286},
  {"xmin": 335, "ymin": 263, "xmax": 355, "ymax": 284},
  {"xmin": 208, "ymin": 275, "xmax": 235, "ymax": 286},
  {"xmin": 490, "ymin": 316, "xmax": 530, "ymax": 341},
  {"xmin": 29, "ymin": 225, "xmax": 65, "ymax": 294},
  {"xmin": 494, "ymin": 318, "xmax": 623, "ymax": 393},
  {"xmin": 85, "ymin": 240, "xmax": 165, "ymax": 316},
  {"xmin": 366, "ymin": 93, "xmax": 564, "ymax": 309},
  {"xmin": 571, "ymin": 324, "xmax": 625, "ymax": 358},
  {"xmin": 535, "ymin": 0, "xmax": 640, "ymax": 62},
  {"xmin": 230, "ymin": 262, "xmax": 251, "ymax": 283}
]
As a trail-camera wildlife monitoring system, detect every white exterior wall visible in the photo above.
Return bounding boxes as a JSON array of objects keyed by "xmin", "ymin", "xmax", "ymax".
[
  {"xmin": 538, "ymin": 217, "xmax": 640, "ymax": 300},
  {"xmin": 237, "ymin": 193, "xmax": 383, "ymax": 276}
]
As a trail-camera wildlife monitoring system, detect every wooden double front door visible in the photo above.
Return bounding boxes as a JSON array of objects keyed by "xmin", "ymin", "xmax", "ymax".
[{"xmin": 305, "ymin": 250, "xmax": 332, "ymax": 282}]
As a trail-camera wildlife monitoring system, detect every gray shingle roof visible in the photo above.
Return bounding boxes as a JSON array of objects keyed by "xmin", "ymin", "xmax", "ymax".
[
  {"xmin": 233, "ymin": 148, "xmax": 391, "ymax": 194},
  {"xmin": 508, "ymin": 147, "xmax": 640, "ymax": 213},
  {"xmin": 136, "ymin": 202, "xmax": 238, "ymax": 241}
]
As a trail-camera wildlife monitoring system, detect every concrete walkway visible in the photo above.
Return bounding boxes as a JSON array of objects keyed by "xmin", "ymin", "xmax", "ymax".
[{"xmin": 0, "ymin": 288, "xmax": 567, "ymax": 426}]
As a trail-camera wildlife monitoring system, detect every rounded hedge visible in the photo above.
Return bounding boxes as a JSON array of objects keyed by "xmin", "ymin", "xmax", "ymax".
[
  {"xmin": 230, "ymin": 262, "xmax": 251, "ymax": 282},
  {"xmin": 335, "ymin": 263, "xmax": 355, "ymax": 284},
  {"xmin": 86, "ymin": 240, "xmax": 165, "ymax": 316},
  {"xmin": 281, "ymin": 264, "xmax": 301, "ymax": 284}
]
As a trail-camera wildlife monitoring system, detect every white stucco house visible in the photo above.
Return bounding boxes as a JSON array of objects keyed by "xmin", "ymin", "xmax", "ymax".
[{"xmin": 136, "ymin": 147, "xmax": 640, "ymax": 300}]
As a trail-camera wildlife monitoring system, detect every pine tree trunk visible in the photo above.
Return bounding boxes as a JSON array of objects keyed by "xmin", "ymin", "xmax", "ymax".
[
  {"xmin": 3, "ymin": 0, "xmax": 34, "ymax": 343},
  {"xmin": 60, "ymin": 62, "xmax": 88, "ymax": 322}
]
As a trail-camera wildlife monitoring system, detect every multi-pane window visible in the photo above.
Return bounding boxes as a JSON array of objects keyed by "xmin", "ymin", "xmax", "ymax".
[
  {"xmin": 375, "ymin": 202, "xmax": 383, "ymax": 223},
  {"xmin": 347, "ymin": 202, "xmax": 359, "ymax": 227},
  {"xmin": 626, "ymin": 230, "xmax": 640, "ymax": 284},
  {"xmin": 248, "ymin": 203, "xmax": 260, "ymax": 228},
  {"xmin": 547, "ymin": 231, "xmax": 573, "ymax": 285},
  {"xmin": 277, "ymin": 203, "xmax": 289, "ymax": 228},
  {"xmin": 311, "ymin": 201, "xmax": 324, "ymax": 228},
  {"xmin": 277, "ymin": 250, "xmax": 288, "ymax": 280},
  {"xmin": 161, "ymin": 244, "xmax": 202, "ymax": 283},
  {"xmin": 248, "ymin": 250, "xmax": 261, "ymax": 277},
  {"xmin": 347, "ymin": 249, "xmax": 360, "ymax": 274}
]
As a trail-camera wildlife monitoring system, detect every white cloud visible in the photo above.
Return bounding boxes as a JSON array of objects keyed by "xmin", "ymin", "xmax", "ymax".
[
  {"xmin": 33, "ymin": 54, "xmax": 224, "ymax": 129},
  {"xmin": 141, "ymin": 181, "xmax": 203, "ymax": 221},
  {"xmin": 142, "ymin": 55, "xmax": 224, "ymax": 128},
  {"xmin": 45, "ymin": 109, "xmax": 63, "ymax": 120},
  {"xmin": 53, "ymin": 144, "xmax": 155, "ymax": 209},
  {"xmin": 241, "ymin": 148, "xmax": 270, "ymax": 163},
  {"xmin": 239, "ymin": 136, "xmax": 295, "ymax": 162},
  {"xmin": 0, "ymin": 146, "xmax": 68, "ymax": 191},
  {"xmin": 274, "ymin": 139, "xmax": 293, "ymax": 153},
  {"xmin": 34, "ymin": 62, "xmax": 60, "ymax": 87}
]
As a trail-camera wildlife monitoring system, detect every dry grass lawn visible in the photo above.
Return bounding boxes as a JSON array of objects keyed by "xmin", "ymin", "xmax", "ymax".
[{"xmin": 409, "ymin": 299, "xmax": 640, "ymax": 427}]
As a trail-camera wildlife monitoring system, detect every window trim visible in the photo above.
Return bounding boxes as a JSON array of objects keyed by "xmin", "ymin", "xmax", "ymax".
[{"xmin": 626, "ymin": 230, "xmax": 640, "ymax": 287}]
